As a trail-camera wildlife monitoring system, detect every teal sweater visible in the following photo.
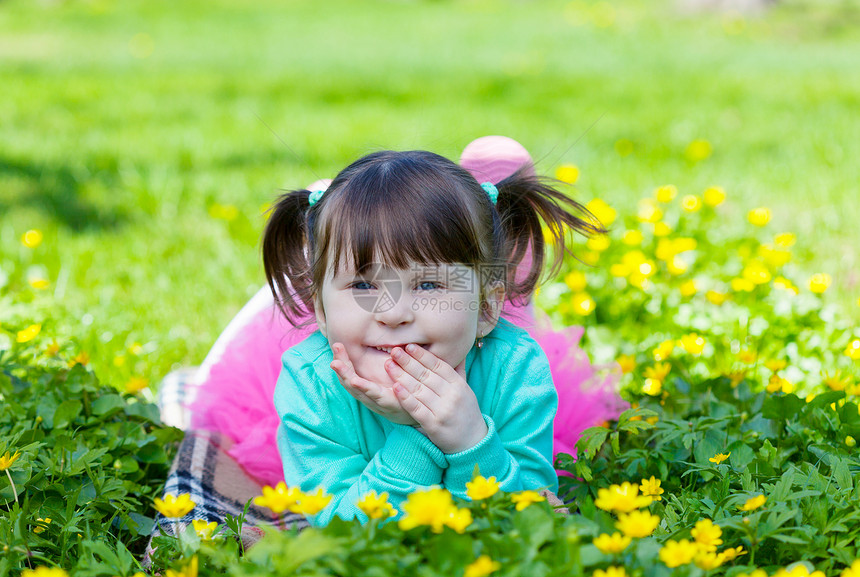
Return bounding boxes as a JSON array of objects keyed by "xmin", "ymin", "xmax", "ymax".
[{"xmin": 273, "ymin": 317, "xmax": 558, "ymax": 526}]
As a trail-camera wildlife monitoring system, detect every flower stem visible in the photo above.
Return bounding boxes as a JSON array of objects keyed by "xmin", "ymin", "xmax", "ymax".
[{"xmin": 5, "ymin": 469, "xmax": 18, "ymax": 505}]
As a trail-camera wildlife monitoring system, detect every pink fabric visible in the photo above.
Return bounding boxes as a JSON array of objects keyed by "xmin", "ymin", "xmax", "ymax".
[{"xmin": 189, "ymin": 137, "xmax": 626, "ymax": 486}]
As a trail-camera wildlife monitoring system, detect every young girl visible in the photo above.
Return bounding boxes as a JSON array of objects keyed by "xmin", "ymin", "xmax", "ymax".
[{"xmin": 260, "ymin": 147, "xmax": 606, "ymax": 525}]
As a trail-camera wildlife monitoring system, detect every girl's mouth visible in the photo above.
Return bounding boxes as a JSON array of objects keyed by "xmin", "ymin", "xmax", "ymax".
[{"xmin": 369, "ymin": 344, "xmax": 429, "ymax": 354}]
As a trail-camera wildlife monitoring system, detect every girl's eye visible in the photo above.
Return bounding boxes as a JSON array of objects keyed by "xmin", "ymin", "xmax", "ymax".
[
  {"xmin": 417, "ymin": 281, "xmax": 444, "ymax": 291},
  {"xmin": 350, "ymin": 281, "xmax": 375, "ymax": 290}
]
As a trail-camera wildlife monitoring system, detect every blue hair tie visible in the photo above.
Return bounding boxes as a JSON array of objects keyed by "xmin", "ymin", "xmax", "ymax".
[
  {"xmin": 481, "ymin": 182, "xmax": 499, "ymax": 205},
  {"xmin": 308, "ymin": 188, "xmax": 325, "ymax": 206}
]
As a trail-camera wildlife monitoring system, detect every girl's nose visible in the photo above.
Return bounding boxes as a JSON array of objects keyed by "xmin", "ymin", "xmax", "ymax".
[{"xmin": 374, "ymin": 293, "xmax": 415, "ymax": 326}]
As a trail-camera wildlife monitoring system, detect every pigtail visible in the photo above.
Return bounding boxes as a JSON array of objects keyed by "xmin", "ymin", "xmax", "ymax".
[
  {"xmin": 495, "ymin": 167, "xmax": 606, "ymax": 301},
  {"xmin": 261, "ymin": 189, "xmax": 317, "ymax": 329}
]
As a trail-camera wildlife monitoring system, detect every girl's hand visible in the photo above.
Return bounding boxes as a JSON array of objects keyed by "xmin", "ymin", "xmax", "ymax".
[
  {"xmin": 330, "ymin": 343, "xmax": 419, "ymax": 427},
  {"xmin": 388, "ymin": 344, "xmax": 488, "ymax": 454}
]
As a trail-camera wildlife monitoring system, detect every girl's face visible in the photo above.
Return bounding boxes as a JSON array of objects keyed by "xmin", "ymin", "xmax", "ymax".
[{"xmin": 314, "ymin": 258, "xmax": 504, "ymax": 386}]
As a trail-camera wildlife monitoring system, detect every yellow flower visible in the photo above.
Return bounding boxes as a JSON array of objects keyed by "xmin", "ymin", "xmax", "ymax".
[
  {"xmin": 845, "ymin": 339, "xmax": 860, "ymax": 360},
  {"xmin": 731, "ymin": 278, "xmax": 756, "ymax": 292},
  {"xmin": 33, "ymin": 518, "xmax": 52, "ymax": 534},
  {"xmin": 643, "ymin": 362, "xmax": 671, "ymax": 383},
  {"xmin": 709, "ymin": 452, "xmax": 730, "ymax": 464},
  {"xmin": 21, "ymin": 568, "xmax": 69, "ymax": 577},
  {"xmin": 208, "ymin": 203, "xmax": 238, "ymax": 221},
  {"xmin": 593, "ymin": 532, "xmax": 632, "ymax": 554},
  {"xmin": 511, "ymin": 490, "xmax": 546, "ymax": 511},
  {"xmin": 721, "ymin": 545, "xmax": 747, "ymax": 561},
  {"xmin": 595, "ymin": 482, "xmax": 652, "ymax": 513},
  {"xmin": 773, "ymin": 562, "xmax": 826, "ymax": 577},
  {"xmin": 293, "ymin": 487, "xmax": 332, "ymax": 516},
  {"xmin": 444, "ymin": 506, "xmax": 473, "ymax": 533},
  {"xmin": 0, "ymin": 451, "xmax": 22, "ymax": 471},
  {"xmin": 466, "ymin": 475, "xmax": 500, "ymax": 500},
  {"xmin": 726, "ymin": 370, "xmax": 747, "ymax": 388},
  {"xmin": 739, "ymin": 494, "xmax": 766, "ymax": 511},
  {"xmin": 765, "ymin": 359, "xmax": 787, "ymax": 372},
  {"xmin": 129, "ymin": 342, "xmax": 144, "ymax": 355},
  {"xmin": 617, "ymin": 354, "xmax": 636, "ymax": 374},
  {"xmin": 17, "ymin": 324, "xmax": 42, "ymax": 343},
  {"xmin": 21, "ymin": 229, "xmax": 44, "ymax": 249},
  {"xmin": 666, "ymin": 256, "xmax": 688, "ymax": 275},
  {"xmin": 653, "ymin": 221, "xmax": 672, "ymax": 237},
  {"xmin": 739, "ymin": 570, "xmax": 769, "ymax": 577},
  {"xmin": 691, "ymin": 518, "xmax": 723, "ymax": 551},
  {"xmin": 809, "ymin": 273, "xmax": 832, "ymax": 294},
  {"xmin": 191, "ymin": 519, "xmax": 218, "ymax": 540},
  {"xmin": 706, "ymin": 290, "xmax": 727, "ymax": 305},
  {"xmin": 564, "ymin": 271, "xmax": 587, "ymax": 292},
  {"xmin": 681, "ymin": 195, "xmax": 702, "ymax": 212},
  {"xmin": 680, "ymin": 333, "xmax": 706, "ymax": 355},
  {"xmin": 774, "ymin": 276, "xmax": 798, "ymax": 294},
  {"xmin": 642, "ymin": 379, "xmax": 662, "ymax": 396},
  {"xmin": 703, "ymin": 186, "xmax": 726, "ymax": 207},
  {"xmin": 556, "ymin": 164, "xmax": 580, "ymax": 184},
  {"xmin": 821, "ymin": 370, "xmax": 852, "ymax": 392},
  {"xmin": 29, "ymin": 278, "xmax": 50, "ymax": 290},
  {"xmin": 125, "ymin": 377, "xmax": 149, "ymax": 394},
  {"xmin": 639, "ymin": 476, "xmax": 663, "ymax": 501},
  {"xmin": 680, "ymin": 280, "xmax": 698, "ymax": 297},
  {"xmin": 164, "ymin": 556, "xmax": 198, "ymax": 577},
  {"xmin": 759, "ymin": 244, "xmax": 792, "ymax": 268},
  {"xmin": 652, "ymin": 341, "xmax": 674, "ymax": 362},
  {"xmin": 774, "ymin": 232, "xmax": 796, "ymax": 247},
  {"xmin": 655, "ymin": 185, "xmax": 678, "ymax": 203},
  {"xmin": 748, "ymin": 207, "xmax": 772, "ymax": 227},
  {"xmin": 587, "ymin": 199, "xmax": 617, "ymax": 226},
  {"xmin": 615, "ymin": 510, "xmax": 660, "ymax": 538},
  {"xmin": 357, "ymin": 491, "xmax": 396, "ymax": 520},
  {"xmin": 572, "ymin": 293, "xmax": 596, "ymax": 315},
  {"xmin": 253, "ymin": 482, "xmax": 302, "ymax": 514},
  {"xmin": 659, "ymin": 539, "xmax": 699, "ymax": 568},
  {"xmin": 637, "ymin": 199, "xmax": 662, "ymax": 223},
  {"xmin": 70, "ymin": 351, "xmax": 90, "ymax": 367},
  {"xmin": 840, "ymin": 559, "xmax": 860, "ymax": 577},
  {"xmin": 622, "ymin": 230, "xmax": 643, "ymax": 245},
  {"xmin": 738, "ymin": 349, "xmax": 757, "ymax": 364},
  {"xmin": 685, "ymin": 139, "xmax": 712, "ymax": 162},
  {"xmin": 766, "ymin": 375, "xmax": 794, "ymax": 394},
  {"xmin": 846, "ymin": 436, "xmax": 856, "ymax": 448},
  {"xmin": 398, "ymin": 486, "xmax": 457, "ymax": 532},
  {"xmin": 154, "ymin": 493, "xmax": 196, "ymax": 518},
  {"xmin": 45, "ymin": 341, "xmax": 60, "ymax": 356},
  {"xmin": 464, "ymin": 555, "xmax": 501, "ymax": 577},
  {"xmin": 743, "ymin": 260, "xmax": 772, "ymax": 285},
  {"xmin": 587, "ymin": 235, "xmax": 611, "ymax": 252},
  {"xmin": 695, "ymin": 551, "xmax": 726, "ymax": 570},
  {"xmin": 594, "ymin": 567, "xmax": 627, "ymax": 577}
]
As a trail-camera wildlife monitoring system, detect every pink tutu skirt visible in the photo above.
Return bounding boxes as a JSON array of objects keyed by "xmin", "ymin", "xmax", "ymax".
[{"xmin": 189, "ymin": 284, "xmax": 626, "ymax": 487}]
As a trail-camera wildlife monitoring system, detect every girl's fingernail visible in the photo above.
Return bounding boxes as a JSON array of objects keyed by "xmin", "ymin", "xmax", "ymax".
[{"xmin": 406, "ymin": 344, "xmax": 416, "ymax": 353}]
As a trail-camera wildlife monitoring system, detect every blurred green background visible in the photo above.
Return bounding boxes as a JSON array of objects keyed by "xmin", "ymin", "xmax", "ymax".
[{"xmin": 2, "ymin": 0, "xmax": 859, "ymax": 391}]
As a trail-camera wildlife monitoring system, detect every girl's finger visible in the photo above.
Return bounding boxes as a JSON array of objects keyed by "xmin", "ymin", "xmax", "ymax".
[
  {"xmin": 391, "ymin": 345, "xmax": 456, "ymax": 395},
  {"xmin": 386, "ymin": 359, "xmax": 440, "ymax": 407},
  {"xmin": 393, "ymin": 383, "xmax": 433, "ymax": 428}
]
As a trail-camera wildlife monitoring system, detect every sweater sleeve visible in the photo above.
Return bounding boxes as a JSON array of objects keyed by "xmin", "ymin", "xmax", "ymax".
[
  {"xmin": 274, "ymin": 348, "xmax": 447, "ymax": 526},
  {"xmin": 442, "ymin": 335, "xmax": 559, "ymax": 498}
]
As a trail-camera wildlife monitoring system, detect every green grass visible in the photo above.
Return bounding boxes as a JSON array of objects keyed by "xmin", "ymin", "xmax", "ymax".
[{"xmin": 2, "ymin": 0, "xmax": 859, "ymax": 390}]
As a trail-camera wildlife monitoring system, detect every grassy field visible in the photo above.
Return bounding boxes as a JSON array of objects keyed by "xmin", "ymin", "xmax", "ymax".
[{"xmin": 2, "ymin": 0, "xmax": 859, "ymax": 391}]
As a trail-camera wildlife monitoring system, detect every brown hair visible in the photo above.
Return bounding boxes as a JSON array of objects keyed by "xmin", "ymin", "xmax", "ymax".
[{"xmin": 262, "ymin": 150, "xmax": 605, "ymax": 329}]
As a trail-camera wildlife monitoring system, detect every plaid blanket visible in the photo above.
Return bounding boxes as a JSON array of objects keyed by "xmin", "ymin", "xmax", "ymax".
[{"xmin": 147, "ymin": 367, "xmax": 568, "ymax": 560}]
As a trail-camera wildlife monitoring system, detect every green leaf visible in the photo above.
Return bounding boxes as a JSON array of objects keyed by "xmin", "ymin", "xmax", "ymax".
[
  {"xmin": 53, "ymin": 399, "xmax": 82, "ymax": 429},
  {"xmin": 576, "ymin": 427, "xmax": 609, "ymax": 460},
  {"xmin": 92, "ymin": 394, "xmax": 126, "ymax": 416},
  {"xmin": 762, "ymin": 394, "xmax": 805, "ymax": 421}
]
